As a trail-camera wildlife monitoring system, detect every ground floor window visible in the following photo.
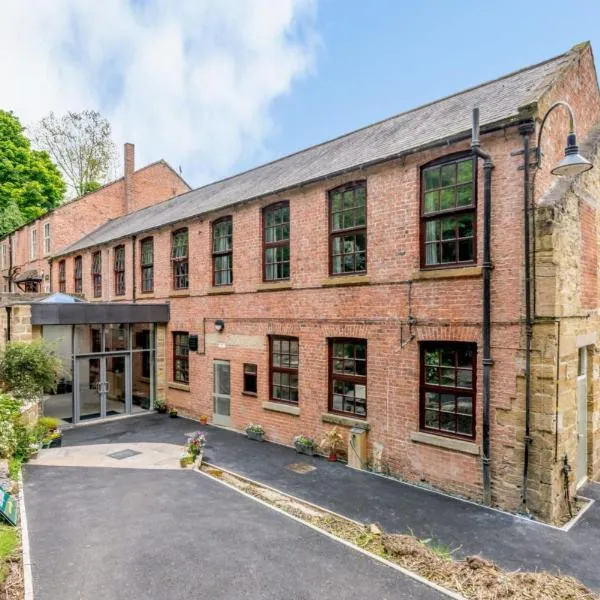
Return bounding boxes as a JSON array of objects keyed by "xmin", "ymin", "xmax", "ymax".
[
  {"xmin": 243, "ymin": 363, "xmax": 257, "ymax": 395},
  {"xmin": 420, "ymin": 341, "xmax": 475, "ymax": 438},
  {"xmin": 173, "ymin": 332, "xmax": 189, "ymax": 384},
  {"xmin": 329, "ymin": 339, "xmax": 367, "ymax": 417},
  {"xmin": 270, "ymin": 336, "xmax": 299, "ymax": 403}
]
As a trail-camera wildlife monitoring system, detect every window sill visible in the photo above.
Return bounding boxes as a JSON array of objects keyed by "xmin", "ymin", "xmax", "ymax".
[
  {"xmin": 321, "ymin": 275, "xmax": 370, "ymax": 288},
  {"xmin": 169, "ymin": 290, "xmax": 190, "ymax": 297},
  {"xmin": 262, "ymin": 401, "xmax": 300, "ymax": 416},
  {"xmin": 256, "ymin": 281, "xmax": 292, "ymax": 292},
  {"xmin": 321, "ymin": 413, "xmax": 370, "ymax": 430},
  {"xmin": 137, "ymin": 292, "xmax": 155, "ymax": 299},
  {"xmin": 242, "ymin": 391, "xmax": 257, "ymax": 397},
  {"xmin": 168, "ymin": 382, "xmax": 191, "ymax": 392},
  {"xmin": 140, "ymin": 377, "xmax": 151, "ymax": 383},
  {"xmin": 207, "ymin": 287, "xmax": 234, "ymax": 296},
  {"xmin": 412, "ymin": 266, "xmax": 482, "ymax": 281},
  {"xmin": 410, "ymin": 431, "xmax": 479, "ymax": 455}
]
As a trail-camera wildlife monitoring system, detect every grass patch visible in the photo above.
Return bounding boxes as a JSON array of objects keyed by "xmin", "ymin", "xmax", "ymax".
[
  {"xmin": 7, "ymin": 459, "xmax": 21, "ymax": 482},
  {"xmin": 0, "ymin": 525, "xmax": 18, "ymax": 584}
]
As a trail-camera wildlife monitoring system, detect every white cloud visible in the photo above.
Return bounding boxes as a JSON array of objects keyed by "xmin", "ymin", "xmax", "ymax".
[{"xmin": 0, "ymin": 0, "xmax": 317, "ymax": 186}]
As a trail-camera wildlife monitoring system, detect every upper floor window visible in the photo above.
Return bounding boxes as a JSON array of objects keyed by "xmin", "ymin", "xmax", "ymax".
[
  {"xmin": 140, "ymin": 237, "xmax": 154, "ymax": 293},
  {"xmin": 114, "ymin": 245, "xmax": 125, "ymax": 296},
  {"xmin": 30, "ymin": 228, "xmax": 37, "ymax": 259},
  {"xmin": 0, "ymin": 244, "xmax": 6, "ymax": 270},
  {"xmin": 43, "ymin": 222, "xmax": 51, "ymax": 254},
  {"xmin": 212, "ymin": 217, "xmax": 232, "ymax": 286},
  {"xmin": 270, "ymin": 336, "xmax": 299, "ymax": 404},
  {"xmin": 329, "ymin": 339, "xmax": 367, "ymax": 417},
  {"xmin": 171, "ymin": 229, "xmax": 188, "ymax": 290},
  {"xmin": 74, "ymin": 256, "xmax": 82, "ymax": 293},
  {"xmin": 173, "ymin": 331, "xmax": 189, "ymax": 384},
  {"xmin": 263, "ymin": 202, "xmax": 290, "ymax": 281},
  {"xmin": 58, "ymin": 260, "xmax": 66, "ymax": 293},
  {"xmin": 420, "ymin": 342, "xmax": 475, "ymax": 438},
  {"xmin": 421, "ymin": 156, "xmax": 475, "ymax": 268},
  {"xmin": 329, "ymin": 182, "xmax": 366, "ymax": 275},
  {"xmin": 92, "ymin": 251, "xmax": 102, "ymax": 297}
]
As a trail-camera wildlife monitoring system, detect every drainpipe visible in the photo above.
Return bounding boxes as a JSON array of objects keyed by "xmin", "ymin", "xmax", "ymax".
[
  {"xmin": 5, "ymin": 306, "xmax": 11, "ymax": 341},
  {"xmin": 7, "ymin": 235, "xmax": 13, "ymax": 293},
  {"xmin": 132, "ymin": 235, "xmax": 137, "ymax": 303},
  {"xmin": 48, "ymin": 258, "xmax": 53, "ymax": 293},
  {"xmin": 519, "ymin": 120, "xmax": 535, "ymax": 510},
  {"xmin": 471, "ymin": 108, "xmax": 494, "ymax": 505}
]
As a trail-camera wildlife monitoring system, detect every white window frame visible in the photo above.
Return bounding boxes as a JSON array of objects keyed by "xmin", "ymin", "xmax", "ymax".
[
  {"xmin": 0, "ymin": 244, "xmax": 6, "ymax": 270},
  {"xmin": 30, "ymin": 228, "xmax": 37, "ymax": 259},
  {"xmin": 43, "ymin": 222, "xmax": 50, "ymax": 255}
]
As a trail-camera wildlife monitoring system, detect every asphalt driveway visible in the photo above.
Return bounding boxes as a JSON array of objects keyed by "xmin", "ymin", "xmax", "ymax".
[{"xmin": 23, "ymin": 464, "xmax": 444, "ymax": 600}]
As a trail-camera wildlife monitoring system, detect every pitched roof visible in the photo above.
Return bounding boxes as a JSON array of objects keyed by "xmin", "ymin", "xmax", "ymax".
[{"xmin": 59, "ymin": 46, "xmax": 581, "ymax": 256}]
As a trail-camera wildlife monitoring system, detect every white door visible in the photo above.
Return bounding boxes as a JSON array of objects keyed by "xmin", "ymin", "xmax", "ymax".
[
  {"xmin": 576, "ymin": 347, "xmax": 588, "ymax": 487},
  {"xmin": 213, "ymin": 360, "xmax": 231, "ymax": 427}
]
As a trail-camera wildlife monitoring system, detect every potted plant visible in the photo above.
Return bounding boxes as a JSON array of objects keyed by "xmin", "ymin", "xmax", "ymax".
[
  {"xmin": 294, "ymin": 435, "xmax": 315, "ymax": 456},
  {"xmin": 199, "ymin": 415, "xmax": 209, "ymax": 425},
  {"xmin": 246, "ymin": 423, "xmax": 265, "ymax": 442},
  {"xmin": 154, "ymin": 399, "xmax": 167, "ymax": 414},
  {"xmin": 42, "ymin": 430, "xmax": 62, "ymax": 449},
  {"xmin": 186, "ymin": 431, "xmax": 206, "ymax": 464},
  {"xmin": 179, "ymin": 452, "xmax": 194, "ymax": 468},
  {"xmin": 320, "ymin": 426, "xmax": 344, "ymax": 462},
  {"xmin": 169, "ymin": 407, "xmax": 178, "ymax": 418}
]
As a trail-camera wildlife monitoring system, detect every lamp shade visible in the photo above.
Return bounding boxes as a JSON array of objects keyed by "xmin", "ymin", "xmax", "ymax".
[{"xmin": 551, "ymin": 132, "xmax": 593, "ymax": 177}]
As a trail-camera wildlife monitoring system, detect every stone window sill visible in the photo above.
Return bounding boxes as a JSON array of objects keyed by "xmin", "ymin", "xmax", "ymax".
[
  {"xmin": 140, "ymin": 377, "xmax": 151, "ymax": 383},
  {"xmin": 242, "ymin": 391, "xmax": 257, "ymax": 398},
  {"xmin": 168, "ymin": 381, "xmax": 191, "ymax": 392},
  {"xmin": 262, "ymin": 401, "xmax": 300, "ymax": 416},
  {"xmin": 321, "ymin": 412, "xmax": 370, "ymax": 430},
  {"xmin": 321, "ymin": 275, "xmax": 370, "ymax": 288},
  {"xmin": 137, "ymin": 292, "xmax": 155, "ymax": 299},
  {"xmin": 256, "ymin": 281, "xmax": 292, "ymax": 292},
  {"xmin": 169, "ymin": 290, "xmax": 190, "ymax": 297},
  {"xmin": 411, "ymin": 266, "xmax": 482, "ymax": 281},
  {"xmin": 207, "ymin": 287, "xmax": 234, "ymax": 296},
  {"xmin": 410, "ymin": 431, "xmax": 480, "ymax": 455}
]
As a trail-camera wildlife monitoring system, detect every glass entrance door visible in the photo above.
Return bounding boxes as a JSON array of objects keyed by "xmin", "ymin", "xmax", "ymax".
[
  {"xmin": 74, "ymin": 355, "xmax": 130, "ymax": 423},
  {"xmin": 213, "ymin": 360, "xmax": 231, "ymax": 427}
]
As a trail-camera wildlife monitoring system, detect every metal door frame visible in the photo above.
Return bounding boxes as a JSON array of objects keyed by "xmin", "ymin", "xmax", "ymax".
[
  {"xmin": 576, "ymin": 346, "xmax": 588, "ymax": 488},
  {"xmin": 213, "ymin": 359, "xmax": 231, "ymax": 427}
]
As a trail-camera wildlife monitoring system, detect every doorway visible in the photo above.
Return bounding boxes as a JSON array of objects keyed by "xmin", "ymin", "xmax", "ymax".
[
  {"xmin": 74, "ymin": 354, "xmax": 130, "ymax": 423},
  {"xmin": 213, "ymin": 360, "xmax": 231, "ymax": 427},
  {"xmin": 576, "ymin": 346, "xmax": 589, "ymax": 487}
]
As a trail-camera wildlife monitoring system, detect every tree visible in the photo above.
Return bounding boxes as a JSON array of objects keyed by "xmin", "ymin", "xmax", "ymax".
[
  {"xmin": 32, "ymin": 110, "xmax": 117, "ymax": 198},
  {"xmin": 0, "ymin": 110, "xmax": 65, "ymax": 233}
]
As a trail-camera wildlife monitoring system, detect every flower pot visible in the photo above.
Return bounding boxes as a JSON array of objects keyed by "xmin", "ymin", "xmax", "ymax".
[
  {"xmin": 247, "ymin": 431, "xmax": 264, "ymax": 442},
  {"xmin": 199, "ymin": 417, "xmax": 208, "ymax": 425},
  {"xmin": 328, "ymin": 453, "xmax": 337, "ymax": 462},
  {"xmin": 295, "ymin": 442, "xmax": 314, "ymax": 456},
  {"xmin": 48, "ymin": 436, "xmax": 62, "ymax": 449},
  {"xmin": 157, "ymin": 407, "xmax": 167, "ymax": 414},
  {"xmin": 169, "ymin": 413, "xmax": 178, "ymax": 419}
]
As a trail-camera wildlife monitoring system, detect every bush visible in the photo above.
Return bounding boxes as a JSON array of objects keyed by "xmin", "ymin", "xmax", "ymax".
[{"xmin": 0, "ymin": 340, "xmax": 62, "ymax": 400}]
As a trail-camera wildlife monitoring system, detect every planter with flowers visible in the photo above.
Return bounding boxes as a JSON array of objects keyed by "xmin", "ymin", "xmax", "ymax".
[
  {"xmin": 199, "ymin": 415, "xmax": 209, "ymax": 425},
  {"xmin": 246, "ymin": 423, "xmax": 265, "ymax": 442},
  {"xmin": 320, "ymin": 426, "xmax": 344, "ymax": 462},
  {"xmin": 169, "ymin": 407, "xmax": 178, "ymax": 418},
  {"xmin": 154, "ymin": 399, "xmax": 167, "ymax": 414},
  {"xmin": 42, "ymin": 430, "xmax": 62, "ymax": 449},
  {"xmin": 179, "ymin": 453, "xmax": 194, "ymax": 468},
  {"xmin": 294, "ymin": 435, "xmax": 315, "ymax": 456},
  {"xmin": 186, "ymin": 431, "xmax": 206, "ymax": 465}
]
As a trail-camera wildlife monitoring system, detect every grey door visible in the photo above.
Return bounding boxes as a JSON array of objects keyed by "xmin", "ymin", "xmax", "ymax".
[
  {"xmin": 576, "ymin": 347, "xmax": 588, "ymax": 487},
  {"xmin": 213, "ymin": 360, "xmax": 231, "ymax": 427}
]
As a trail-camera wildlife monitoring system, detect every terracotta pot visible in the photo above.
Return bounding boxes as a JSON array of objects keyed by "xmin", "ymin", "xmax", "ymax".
[
  {"xmin": 328, "ymin": 453, "xmax": 337, "ymax": 462},
  {"xmin": 200, "ymin": 416, "xmax": 208, "ymax": 425}
]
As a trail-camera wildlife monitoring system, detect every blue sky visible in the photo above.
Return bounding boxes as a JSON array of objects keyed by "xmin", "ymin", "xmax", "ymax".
[{"xmin": 257, "ymin": 0, "xmax": 600, "ymax": 175}]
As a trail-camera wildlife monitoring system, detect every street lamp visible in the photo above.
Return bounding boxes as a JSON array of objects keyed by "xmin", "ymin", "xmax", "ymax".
[{"xmin": 537, "ymin": 101, "xmax": 593, "ymax": 177}]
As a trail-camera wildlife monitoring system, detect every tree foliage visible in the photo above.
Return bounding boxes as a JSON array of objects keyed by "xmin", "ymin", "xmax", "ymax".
[
  {"xmin": 32, "ymin": 110, "xmax": 117, "ymax": 199},
  {"xmin": 0, "ymin": 110, "xmax": 65, "ymax": 235}
]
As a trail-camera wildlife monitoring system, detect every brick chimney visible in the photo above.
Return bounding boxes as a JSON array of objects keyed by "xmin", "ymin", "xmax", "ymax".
[{"xmin": 124, "ymin": 142, "xmax": 135, "ymax": 214}]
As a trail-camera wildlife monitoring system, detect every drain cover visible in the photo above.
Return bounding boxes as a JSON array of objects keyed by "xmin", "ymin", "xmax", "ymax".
[
  {"xmin": 108, "ymin": 449, "xmax": 141, "ymax": 460},
  {"xmin": 287, "ymin": 463, "xmax": 316, "ymax": 474}
]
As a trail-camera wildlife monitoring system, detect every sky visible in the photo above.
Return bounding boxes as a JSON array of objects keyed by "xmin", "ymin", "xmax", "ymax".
[{"xmin": 1, "ymin": 0, "xmax": 600, "ymax": 189}]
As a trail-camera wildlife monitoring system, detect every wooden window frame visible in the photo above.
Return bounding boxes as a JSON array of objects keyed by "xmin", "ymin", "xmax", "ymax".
[
  {"xmin": 420, "ymin": 341, "xmax": 477, "ymax": 440},
  {"xmin": 420, "ymin": 153, "xmax": 477, "ymax": 269},
  {"xmin": 74, "ymin": 256, "xmax": 82, "ymax": 294},
  {"xmin": 328, "ymin": 338, "xmax": 367, "ymax": 418},
  {"xmin": 212, "ymin": 216, "xmax": 233, "ymax": 286},
  {"xmin": 91, "ymin": 251, "xmax": 102, "ymax": 298},
  {"xmin": 243, "ymin": 363, "xmax": 258, "ymax": 396},
  {"xmin": 269, "ymin": 335, "xmax": 299, "ymax": 404},
  {"xmin": 173, "ymin": 331, "xmax": 189, "ymax": 384},
  {"xmin": 328, "ymin": 181, "xmax": 367, "ymax": 276},
  {"xmin": 171, "ymin": 229, "xmax": 189, "ymax": 290},
  {"xmin": 58, "ymin": 260, "xmax": 66, "ymax": 293},
  {"xmin": 140, "ymin": 237, "xmax": 154, "ymax": 293},
  {"xmin": 263, "ymin": 201, "xmax": 290, "ymax": 282},
  {"xmin": 43, "ymin": 222, "xmax": 51, "ymax": 254},
  {"xmin": 114, "ymin": 245, "xmax": 126, "ymax": 296}
]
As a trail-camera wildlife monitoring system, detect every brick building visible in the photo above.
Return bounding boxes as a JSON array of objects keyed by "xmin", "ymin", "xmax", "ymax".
[
  {"xmin": 0, "ymin": 143, "xmax": 190, "ymax": 293},
  {"xmin": 6, "ymin": 42, "xmax": 600, "ymax": 523}
]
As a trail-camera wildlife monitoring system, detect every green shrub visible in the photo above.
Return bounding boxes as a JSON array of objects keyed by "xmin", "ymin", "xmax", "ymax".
[
  {"xmin": 0, "ymin": 340, "xmax": 62, "ymax": 400},
  {"xmin": 38, "ymin": 416, "xmax": 61, "ymax": 432}
]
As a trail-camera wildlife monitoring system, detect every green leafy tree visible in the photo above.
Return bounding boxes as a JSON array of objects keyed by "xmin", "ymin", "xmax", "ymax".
[
  {"xmin": 0, "ymin": 110, "xmax": 65, "ymax": 233},
  {"xmin": 32, "ymin": 110, "xmax": 117, "ymax": 198}
]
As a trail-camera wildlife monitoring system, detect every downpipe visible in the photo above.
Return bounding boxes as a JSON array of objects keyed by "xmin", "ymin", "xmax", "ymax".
[{"xmin": 472, "ymin": 108, "xmax": 494, "ymax": 505}]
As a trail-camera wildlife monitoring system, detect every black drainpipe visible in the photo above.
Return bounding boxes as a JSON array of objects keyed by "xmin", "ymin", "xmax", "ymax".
[
  {"xmin": 7, "ymin": 235, "xmax": 13, "ymax": 293},
  {"xmin": 471, "ymin": 108, "xmax": 494, "ymax": 505},
  {"xmin": 5, "ymin": 306, "xmax": 11, "ymax": 342},
  {"xmin": 48, "ymin": 258, "xmax": 53, "ymax": 293},
  {"xmin": 519, "ymin": 121, "xmax": 535, "ymax": 510},
  {"xmin": 132, "ymin": 235, "xmax": 137, "ymax": 303}
]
